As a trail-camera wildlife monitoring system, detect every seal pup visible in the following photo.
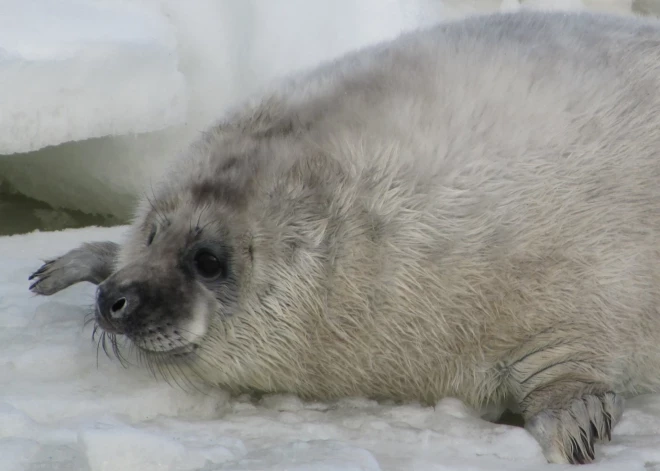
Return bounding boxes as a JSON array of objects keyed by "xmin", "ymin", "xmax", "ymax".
[{"xmin": 28, "ymin": 10, "xmax": 660, "ymax": 465}]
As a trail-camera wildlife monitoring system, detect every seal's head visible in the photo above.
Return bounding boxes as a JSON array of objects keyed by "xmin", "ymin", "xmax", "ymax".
[
  {"xmin": 92, "ymin": 119, "xmax": 329, "ymax": 392},
  {"xmin": 95, "ymin": 143, "xmax": 260, "ymax": 360},
  {"xmin": 94, "ymin": 208, "xmax": 241, "ymax": 356}
]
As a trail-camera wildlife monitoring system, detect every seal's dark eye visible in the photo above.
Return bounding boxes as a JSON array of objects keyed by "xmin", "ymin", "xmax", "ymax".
[{"xmin": 194, "ymin": 250, "xmax": 224, "ymax": 279}]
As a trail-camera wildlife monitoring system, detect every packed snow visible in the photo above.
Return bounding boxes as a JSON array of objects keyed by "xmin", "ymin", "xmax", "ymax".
[
  {"xmin": 0, "ymin": 0, "xmax": 187, "ymax": 154},
  {"xmin": 2, "ymin": 227, "xmax": 660, "ymax": 470}
]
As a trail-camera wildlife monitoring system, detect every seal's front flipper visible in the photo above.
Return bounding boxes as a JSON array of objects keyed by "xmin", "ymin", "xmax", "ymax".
[{"xmin": 29, "ymin": 241, "xmax": 119, "ymax": 296}]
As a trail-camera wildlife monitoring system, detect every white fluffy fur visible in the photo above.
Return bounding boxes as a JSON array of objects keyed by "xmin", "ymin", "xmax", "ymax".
[{"xmin": 33, "ymin": 10, "xmax": 660, "ymax": 465}]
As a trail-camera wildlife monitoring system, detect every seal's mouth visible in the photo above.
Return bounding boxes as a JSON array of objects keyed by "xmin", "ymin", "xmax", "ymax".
[
  {"xmin": 130, "ymin": 334, "xmax": 200, "ymax": 355},
  {"xmin": 92, "ymin": 272, "xmax": 213, "ymax": 353},
  {"xmin": 92, "ymin": 302, "xmax": 204, "ymax": 357},
  {"xmin": 90, "ymin": 305, "xmax": 202, "ymax": 373},
  {"xmin": 138, "ymin": 342, "xmax": 201, "ymax": 358},
  {"xmin": 89, "ymin": 271, "xmax": 214, "ymax": 384},
  {"xmin": 89, "ymin": 314, "xmax": 204, "ymax": 393}
]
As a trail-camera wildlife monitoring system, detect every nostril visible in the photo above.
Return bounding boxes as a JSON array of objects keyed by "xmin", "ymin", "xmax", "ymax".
[{"xmin": 110, "ymin": 297, "xmax": 127, "ymax": 315}]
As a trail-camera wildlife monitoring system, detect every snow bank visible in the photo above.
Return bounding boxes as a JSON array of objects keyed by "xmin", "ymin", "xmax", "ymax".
[
  {"xmin": 0, "ymin": 0, "xmax": 642, "ymax": 224},
  {"xmin": 0, "ymin": 0, "xmax": 468, "ymax": 220},
  {"xmin": 0, "ymin": 0, "xmax": 187, "ymax": 155},
  {"xmin": 2, "ymin": 226, "xmax": 660, "ymax": 470}
]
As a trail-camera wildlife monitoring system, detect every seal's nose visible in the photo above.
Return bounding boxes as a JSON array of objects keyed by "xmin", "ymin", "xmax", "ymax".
[
  {"xmin": 96, "ymin": 282, "xmax": 139, "ymax": 331},
  {"xmin": 108, "ymin": 297, "xmax": 127, "ymax": 317}
]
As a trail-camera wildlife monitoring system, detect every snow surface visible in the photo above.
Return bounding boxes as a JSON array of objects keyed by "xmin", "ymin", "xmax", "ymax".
[
  {"xmin": 0, "ymin": 0, "xmax": 187, "ymax": 154},
  {"xmin": 2, "ymin": 226, "xmax": 660, "ymax": 470},
  {"xmin": 0, "ymin": 0, "xmax": 643, "ymax": 221}
]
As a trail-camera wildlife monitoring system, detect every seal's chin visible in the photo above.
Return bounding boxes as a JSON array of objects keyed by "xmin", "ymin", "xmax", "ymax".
[
  {"xmin": 134, "ymin": 340, "xmax": 200, "ymax": 357},
  {"xmin": 93, "ymin": 314, "xmax": 202, "ymax": 356},
  {"xmin": 129, "ymin": 331, "xmax": 199, "ymax": 354}
]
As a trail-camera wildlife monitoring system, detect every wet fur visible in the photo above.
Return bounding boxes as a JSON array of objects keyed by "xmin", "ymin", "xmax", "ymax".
[{"xmin": 30, "ymin": 11, "xmax": 660, "ymax": 464}]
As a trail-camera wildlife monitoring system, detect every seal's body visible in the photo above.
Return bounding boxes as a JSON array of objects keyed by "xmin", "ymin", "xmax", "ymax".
[{"xmin": 29, "ymin": 11, "xmax": 660, "ymax": 464}]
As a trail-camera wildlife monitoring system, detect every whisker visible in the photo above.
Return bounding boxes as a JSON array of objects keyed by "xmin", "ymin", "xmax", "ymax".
[
  {"xmin": 83, "ymin": 316, "xmax": 96, "ymax": 329},
  {"xmin": 176, "ymin": 358, "xmax": 211, "ymax": 396},
  {"xmin": 138, "ymin": 338, "xmax": 212, "ymax": 393},
  {"xmin": 85, "ymin": 318, "xmax": 215, "ymax": 396},
  {"xmin": 144, "ymin": 193, "xmax": 163, "ymax": 227},
  {"xmin": 151, "ymin": 357, "xmax": 166, "ymax": 386},
  {"xmin": 111, "ymin": 334, "xmax": 129, "ymax": 368},
  {"xmin": 164, "ymin": 358, "xmax": 187, "ymax": 392},
  {"xmin": 96, "ymin": 332, "xmax": 103, "ymax": 368},
  {"xmin": 138, "ymin": 347, "xmax": 158, "ymax": 380},
  {"xmin": 163, "ymin": 348, "xmax": 205, "ymax": 394},
  {"xmin": 79, "ymin": 303, "xmax": 97, "ymax": 332},
  {"xmin": 160, "ymin": 327, "xmax": 217, "ymax": 371},
  {"xmin": 149, "ymin": 341, "xmax": 174, "ymax": 387},
  {"xmin": 148, "ymin": 183, "xmax": 171, "ymax": 227},
  {"xmin": 101, "ymin": 333, "xmax": 112, "ymax": 360},
  {"xmin": 195, "ymin": 202, "xmax": 212, "ymax": 233}
]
